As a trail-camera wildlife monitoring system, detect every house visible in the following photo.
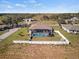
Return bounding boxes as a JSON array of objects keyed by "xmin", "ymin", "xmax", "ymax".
[
  {"xmin": 71, "ymin": 17, "xmax": 79, "ymax": 21},
  {"xmin": 29, "ymin": 23, "xmax": 54, "ymax": 37},
  {"xmin": 65, "ymin": 17, "xmax": 79, "ymax": 24},
  {"xmin": 61, "ymin": 24, "xmax": 79, "ymax": 34},
  {"xmin": 23, "ymin": 18, "xmax": 37, "ymax": 25},
  {"xmin": 65, "ymin": 19, "xmax": 72, "ymax": 24},
  {"xmin": 0, "ymin": 25, "xmax": 10, "ymax": 31}
]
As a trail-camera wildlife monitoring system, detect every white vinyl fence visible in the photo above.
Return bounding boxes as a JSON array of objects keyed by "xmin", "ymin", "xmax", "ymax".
[{"xmin": 13, "ymin": 30, "xmax": 69, "ymax": 45}]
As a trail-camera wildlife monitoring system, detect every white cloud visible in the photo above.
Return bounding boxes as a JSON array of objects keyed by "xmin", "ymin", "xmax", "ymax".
[
  {"xmin": 15, "ymin": 4, "xmax": 26, "ymax": 7},
  {"xmin": 0, "ymin": 0, "xmax": 14, "ymax": 9},
  {"xmin": 7, "ymin": 5, "xmax": 13, "ymax": 8},
  {"xmin": 0, "ymin": 4, "xmax": 13, "ymax": 9}
]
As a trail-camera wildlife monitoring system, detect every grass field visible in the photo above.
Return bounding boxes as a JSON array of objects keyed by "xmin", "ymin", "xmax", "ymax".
[
  {"xmin": 0, "ymin": 28, "xmax": 29, "ymax": 54},
  {"xmin": 0, "ymin": 28, "xmax": 29, "ymax": 44},
  {"xmin": 0, "ymin": 20, "xmax": 79, "ymax": 59},
  {"xmin": 53, "ymin": 26, "xmax": 79, "ymax": 45}
]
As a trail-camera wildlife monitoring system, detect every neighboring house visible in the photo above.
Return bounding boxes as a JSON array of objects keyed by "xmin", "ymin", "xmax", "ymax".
[
  {"xmin": 0, "ymin": 25, "xmax": 6, "ymax": 29},
  {"xmin": 61, "ymin": 24, "xmax": 79, "ymax": 34},
  {"xmin": 65, "ymin": 17, "xmax": 79, "ymax": 24},
  {"xmin": 0, "ymin": 25, "xmax": 9, "ymax": 31},
  {"xmin": 23, "ymin": 18, "xmax": 37, "ymax": 25},
  {"xmin": 71, "ymin": 17, "xmax": 79, "ymax": 21},
  {"xmin": 29, "ymin": 23, "xmax": 54, "ymax": 37},
  {"xmin": 65, "ymin": 19, "xmax": 72, "ymax": 24},
  {"xmin": 17, "ymin": 22, "xmax": 27, "ymax": 27}
]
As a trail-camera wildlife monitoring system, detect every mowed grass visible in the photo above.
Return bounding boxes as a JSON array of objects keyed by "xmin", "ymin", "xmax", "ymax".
[
  {"xmin": 0, "ymin": 31, "xmax": 4, "ymax": 35},
  {"xmin": 0, "ymin": 28, "xmax": 29, "ymax": 45},
  {"xmin": 0, "ymin": 28, "xmax": 29, "ymax": 53},
  {"xmin": 40, "ymin": 20, "xmax": 59, "ymax": 26},
  {"xmin": 53, "ymin": 26, "xmax": 79, "ymax": 44}
]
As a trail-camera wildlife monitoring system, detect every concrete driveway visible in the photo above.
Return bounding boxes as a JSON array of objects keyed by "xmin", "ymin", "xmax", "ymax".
[{"xmin": 0, "ymin": 28, "xmax": 19, "ymax": 41}]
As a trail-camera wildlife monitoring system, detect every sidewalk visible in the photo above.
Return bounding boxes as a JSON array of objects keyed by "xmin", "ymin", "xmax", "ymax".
[{"xmin": 0, "ymin": 28, "xmax": 19, "ymax": 41}]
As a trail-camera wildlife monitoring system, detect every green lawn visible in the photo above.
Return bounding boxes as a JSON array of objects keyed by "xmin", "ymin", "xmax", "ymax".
[
  {"xmin": 0, "ymin": 31, "xmax": 4, "ymax": 35},
  {"xmin": 0, "ymin": 28, "xmax": 29, "ymax": 45},
  {"xmin": 53, "ymin": 26, "xmax": 79, "ymax": 46},
  {"xmin": 0, "ymin": 28, "xmax": 29, "ymax": 53},
  {"xmin": 40, "ymin": 20, "xmax": 59, "ymax": 26}
]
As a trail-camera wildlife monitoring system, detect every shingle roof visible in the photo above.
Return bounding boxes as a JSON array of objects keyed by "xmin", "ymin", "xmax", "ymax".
[
  {"xmin": 0, "ymin": 25, "xmax": 7, "ymax": 28},
  {"xmin": 61, "ymin": 24, "xmax": 79, "ymax": 31},
  {"xmin": 29, "ymin": 22, "xmax": 52, "ymax": 30}
]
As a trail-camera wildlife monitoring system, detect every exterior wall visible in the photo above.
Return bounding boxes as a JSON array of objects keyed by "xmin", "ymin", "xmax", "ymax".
[
  {"xmin": 61, "ymin": 25, "xmax": 79, "ymax": 33},
  {"xmin": 23, "ymin": 19, "xmax": 32, "ymax": 25}
]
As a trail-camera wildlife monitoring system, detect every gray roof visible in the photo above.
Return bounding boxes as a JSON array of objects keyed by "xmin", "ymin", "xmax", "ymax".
[
  {"xmin": 29, "ymin": 22, "xmax": 52, "ymax": 30},
  {"xmin": 71, "ymin": 17, "xmax": 79, "ymax": 21},
  {"xmin": 62, "ymin": 24, "xmax": 79, "ymax": 31},
  {"xmin": 23, "ymin": 18, "xmax": 34, "ymax": 21},
  {"xmin": 0, "ymin": 25, "xmax": 7, "ymax": 28}
]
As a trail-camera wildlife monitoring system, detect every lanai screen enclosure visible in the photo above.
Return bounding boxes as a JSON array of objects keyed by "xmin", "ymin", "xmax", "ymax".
[{"xmin": 29, "ymin": 23, "xmax": 54, "ymax": 37}]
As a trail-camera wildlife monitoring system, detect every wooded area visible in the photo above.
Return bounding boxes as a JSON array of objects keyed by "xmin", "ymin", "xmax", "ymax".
[{"xmin": 0, "ymin": 13, "xmax": 79, "ymax": 25}]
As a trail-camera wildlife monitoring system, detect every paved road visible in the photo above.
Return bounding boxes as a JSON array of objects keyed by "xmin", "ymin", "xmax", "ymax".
[{"xmin": 0, "ymin": 28, "xmax": 19, "ymax": 41}]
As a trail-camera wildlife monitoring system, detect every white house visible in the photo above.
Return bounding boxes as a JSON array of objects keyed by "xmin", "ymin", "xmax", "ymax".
[
  {"xmin": 23, "ymin": 18, "xmax": 37, "ymax": 25},
  {"xmin": 71, "ymin": 17, "xmax": 79, "ymax": 21}
]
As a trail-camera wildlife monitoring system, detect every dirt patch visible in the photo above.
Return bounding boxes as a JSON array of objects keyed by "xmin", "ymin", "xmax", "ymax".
[{"xmin": 0, "ymin": 44, "xmax": 79, "ymax": 59}]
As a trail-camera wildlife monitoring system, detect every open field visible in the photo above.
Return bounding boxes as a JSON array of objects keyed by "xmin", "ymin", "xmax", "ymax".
[
  {"xmin": 40, "ymin": 20, "xmax": 59, "ymax": 26},
  {"xmin": 0, "ymin": 44, "xmax": 79, "ymax": 59}
]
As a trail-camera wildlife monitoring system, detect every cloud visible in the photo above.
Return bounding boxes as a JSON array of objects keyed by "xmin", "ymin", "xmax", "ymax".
[
  {"xmin": 1, "ymin": 0, "xmax": 10, "ymax": 3},
  {"xmin": 0, "ymin": 0, "xmax": 14, "ymax": 9},
  {"xmin": 0, "ymin": 4, "xmax": 13, "ymax": 9},
  {"xmin": 7, "ymin": 5, "xmax": 13, "ymax": 8},
  {"xmin": 15, "ymin": 3, "xmax": 26, "ymax": 7}
]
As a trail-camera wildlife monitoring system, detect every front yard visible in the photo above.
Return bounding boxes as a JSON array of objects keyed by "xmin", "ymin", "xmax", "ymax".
[{"xmin": 0, "ymin": 28, "xmax": 29, "ymax": 46}]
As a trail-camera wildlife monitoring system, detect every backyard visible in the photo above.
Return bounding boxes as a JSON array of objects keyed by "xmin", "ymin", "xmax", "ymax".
[{"xmin": 32, "ymin": 32, "xmax": 61, "ymax": 41}]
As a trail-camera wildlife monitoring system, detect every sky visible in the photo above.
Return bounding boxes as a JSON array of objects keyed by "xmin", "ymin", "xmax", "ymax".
[{"xmin": 0, "ymin": 0, "xmax": 79, "ymax": 13}]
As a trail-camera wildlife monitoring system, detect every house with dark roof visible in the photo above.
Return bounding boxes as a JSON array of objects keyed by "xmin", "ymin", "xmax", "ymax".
[
  {"xmin": 61, "ymin": 24, "xmax": 79, "ymax": 34},
  {"xmin": 29, "ymin": 23, "xmax": 54, "ymax": 37}
]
